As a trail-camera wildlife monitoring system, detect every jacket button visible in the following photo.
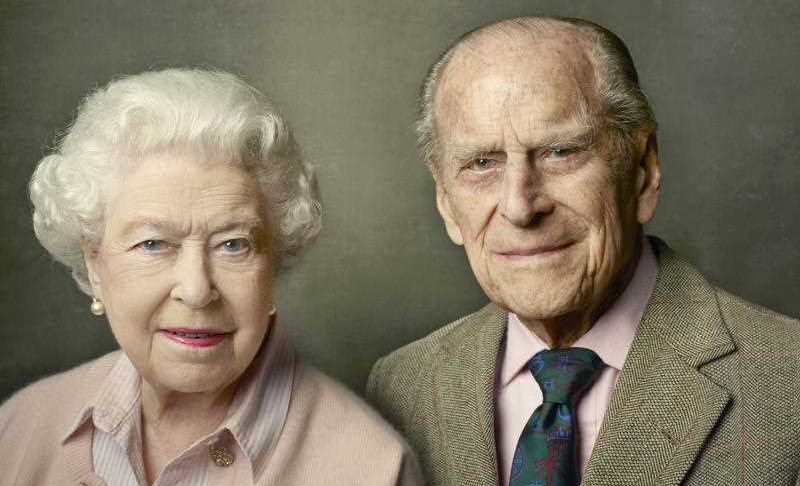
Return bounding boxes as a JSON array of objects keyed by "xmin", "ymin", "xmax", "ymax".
[{"xmin": 208, "ymin": 443, "xmax": 235, "ymax": 467}]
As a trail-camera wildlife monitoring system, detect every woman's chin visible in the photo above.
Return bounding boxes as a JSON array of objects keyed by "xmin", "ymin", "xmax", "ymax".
[
  {"xmin": 135, "ymin": 347, "xmax": 245, "ymax": 395},
  {"xmin": 142, "ymin": 365, "xmax": 241, "ymax": 396}
]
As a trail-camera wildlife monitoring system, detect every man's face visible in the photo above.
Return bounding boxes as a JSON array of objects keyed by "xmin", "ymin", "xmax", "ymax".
[{"xmin": 433, "ymin": 36, "xmax": 659, "ymax": 323}]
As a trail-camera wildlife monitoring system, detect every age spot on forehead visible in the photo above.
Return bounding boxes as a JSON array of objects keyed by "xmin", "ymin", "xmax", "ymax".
[{"xmin": 436, "ymin": 31, "xmax": 599, "ymax": 126}]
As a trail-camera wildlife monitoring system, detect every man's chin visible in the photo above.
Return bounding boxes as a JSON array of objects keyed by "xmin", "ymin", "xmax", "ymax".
[{"xmin": 501, "ymin": 295, "xmax": 583, "ymax": 323}]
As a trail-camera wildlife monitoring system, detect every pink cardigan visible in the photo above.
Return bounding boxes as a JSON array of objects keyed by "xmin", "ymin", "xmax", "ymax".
[{"xmin": 0, "ymin": 353, "xmax": 423, "ymax": 486}]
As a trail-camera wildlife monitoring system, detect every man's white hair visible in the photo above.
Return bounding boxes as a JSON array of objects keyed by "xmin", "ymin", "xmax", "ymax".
[
  {"xmin": 29, "ymin": 68, "xmax": 321, "ymax": 295},
  {"xmin": 416, "ymin": 16, "xmax": 657, "ymax": 171}
]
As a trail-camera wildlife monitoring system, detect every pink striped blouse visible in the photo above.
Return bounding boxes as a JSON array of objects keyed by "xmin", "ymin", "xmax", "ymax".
[{"xmin": 62, "ymin": 324, "xmax": 295, "ymax": 486}]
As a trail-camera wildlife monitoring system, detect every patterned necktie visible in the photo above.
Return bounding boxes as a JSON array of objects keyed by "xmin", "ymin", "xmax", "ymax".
[{"xmin": 509, "ymin": 347, "xmax": 605, "ymax": 486}]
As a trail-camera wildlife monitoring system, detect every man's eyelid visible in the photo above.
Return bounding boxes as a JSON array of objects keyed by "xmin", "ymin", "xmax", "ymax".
[
  {"xmin": 463, "ymin": 152, "xmax": 505, "ymax": 167},
  {"xmin": 539, "ymin": 143, "xmax": 585, "ymax": 159}
]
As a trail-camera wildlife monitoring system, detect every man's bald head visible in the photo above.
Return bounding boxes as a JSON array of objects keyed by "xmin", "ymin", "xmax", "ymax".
[{"xmin": 417, "ymin": 17, "xmax": 656, "ymax": 173}]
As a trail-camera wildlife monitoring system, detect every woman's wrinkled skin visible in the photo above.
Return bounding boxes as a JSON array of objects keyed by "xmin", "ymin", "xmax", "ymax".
[{"xmin": 84, "ymin": 149, "xmax": 275, "ymax": 480}]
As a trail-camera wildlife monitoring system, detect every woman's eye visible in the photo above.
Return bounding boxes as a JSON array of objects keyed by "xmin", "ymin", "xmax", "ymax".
[
  {"xmin": 137, "ymin": 239, "xmax": 169, "ymax": 252},
  {"xmin": 220, "ymin": 238, "xmax": 250, "ymax": 254}
]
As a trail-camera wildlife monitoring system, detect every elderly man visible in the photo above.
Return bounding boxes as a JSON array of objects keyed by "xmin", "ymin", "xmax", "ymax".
[{"xmin": 367, "ymin": 16, "xmax": 800, "ymax": 486}]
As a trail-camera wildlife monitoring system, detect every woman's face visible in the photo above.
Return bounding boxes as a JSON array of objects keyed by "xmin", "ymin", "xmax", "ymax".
[{"xmin": 85, "ymin": 150, "xmax": 274, "ymax": 395}]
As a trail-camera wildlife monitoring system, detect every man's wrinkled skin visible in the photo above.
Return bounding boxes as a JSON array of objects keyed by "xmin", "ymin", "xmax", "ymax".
[{"xmin": 431, "ymin": 25, "xmax": 661, "ymax": 347}]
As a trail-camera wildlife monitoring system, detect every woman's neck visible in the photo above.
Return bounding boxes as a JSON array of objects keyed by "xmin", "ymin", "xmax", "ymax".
[{"xmin": 139, "ymin": 380, "xmax": 238, "ymax": 484}]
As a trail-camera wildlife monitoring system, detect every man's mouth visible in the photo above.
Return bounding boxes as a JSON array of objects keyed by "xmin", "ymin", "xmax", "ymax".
[{"xmin": 498, "ymin": 241, "xmax": 575, "ymax": 258}]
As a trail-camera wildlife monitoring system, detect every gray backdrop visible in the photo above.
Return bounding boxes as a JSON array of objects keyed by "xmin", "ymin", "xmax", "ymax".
[{"xmin": 1, "ymin": 0, "xmax": 798, "ymax": 400}]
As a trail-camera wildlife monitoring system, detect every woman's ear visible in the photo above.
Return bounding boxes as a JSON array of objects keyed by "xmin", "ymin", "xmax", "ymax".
[{"xmin": 82, "ymin": 243, "xmax": 103, "ymax": 299}]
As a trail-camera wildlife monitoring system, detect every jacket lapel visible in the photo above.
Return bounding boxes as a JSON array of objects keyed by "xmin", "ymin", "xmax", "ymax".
[
  {"xmin": 431, "ymin": 303, "xmax": 506, "ymax": 486},
  {"xmin": 582, "ymin": 240, "xmax": 735, "ymax": 486}
]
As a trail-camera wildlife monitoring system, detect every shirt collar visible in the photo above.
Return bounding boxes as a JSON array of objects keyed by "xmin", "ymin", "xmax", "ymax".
[
  {"xmin": 62, "ymin": 350, "xmax": 140, "ymax": 443},
  {"xmin": 223, "ymin": 322, "xmax": 295, "ymax": 477},
  {"xmin": 499, "ymin": 238, "xmax": 658, "ymax": 387},
  {"xmin": 61, "ymin": 322, "xmax": 296, "ymax": 478}
]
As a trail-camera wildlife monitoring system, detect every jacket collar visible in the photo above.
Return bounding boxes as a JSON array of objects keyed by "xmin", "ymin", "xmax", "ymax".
[
  {"xmin": 428, "ymin": 237, "xmax": 736, "ymax": 486},
  {"xmin": 431, "ymin": 302, "xmax": 507, "ymax": 485},
  {"xmin": 581, "ymin": 237, "xmax": 736, "ymax": 486}
]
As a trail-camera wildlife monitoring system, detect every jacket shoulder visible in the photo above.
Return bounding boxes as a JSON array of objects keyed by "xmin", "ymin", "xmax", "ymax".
[
  {"xmin": 365, "ymin": 303, "xmax": 502, "ymax": 426},
  {"xmin": 715, "ymin": 288, "xmax": 800, "ymax": 350}
]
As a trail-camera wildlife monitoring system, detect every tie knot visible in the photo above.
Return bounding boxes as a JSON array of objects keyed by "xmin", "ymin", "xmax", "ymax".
[{"xmin": 526, "ymin": 347, "xmax": 605, "ymax": 404}]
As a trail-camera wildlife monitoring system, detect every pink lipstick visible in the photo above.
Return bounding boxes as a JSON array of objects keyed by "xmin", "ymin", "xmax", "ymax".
[{"xmin": 160, "ymin": 328, "xmax": 229, "ymax": 347}]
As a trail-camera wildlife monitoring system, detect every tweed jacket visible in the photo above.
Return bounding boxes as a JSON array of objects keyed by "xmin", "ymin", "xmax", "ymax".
[{"xmin": 367, "ymin": 239, "xmax": 800, "ymax": 486}]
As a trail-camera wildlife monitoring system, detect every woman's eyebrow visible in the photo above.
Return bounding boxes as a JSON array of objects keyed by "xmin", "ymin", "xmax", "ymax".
[
  {"xmin": 206, "ymin": 211, "xmax": 265, "ymax": 232},
  {"xmin": 119, "ymin": 216, "xmax": 265, "ymax": 237},
  {"xmin": 118, "ymin": 217, "xmax": 181, "ymax": 238}
]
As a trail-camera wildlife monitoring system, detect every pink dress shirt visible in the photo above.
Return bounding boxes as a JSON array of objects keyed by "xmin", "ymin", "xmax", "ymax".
[
  {"xmin": 62, "ymin": 323, "xmax": 295, "ymax": 486},
  {"xmin": 495, "ymin": 240, "xmax": 658, "ymax": 485}
]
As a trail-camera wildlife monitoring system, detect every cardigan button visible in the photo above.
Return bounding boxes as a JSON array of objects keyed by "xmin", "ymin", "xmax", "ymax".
[{"xmin": 208, "ymin": 443, "xmax": 235, "ymax": 467}]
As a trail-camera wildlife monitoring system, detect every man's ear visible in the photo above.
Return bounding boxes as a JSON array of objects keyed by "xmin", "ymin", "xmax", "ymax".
[
  {"xmin": 634, "ymin": 130, "xmax": 661, "ymax": 224},
  {"xmin": 82, "ymin": 243, "xmax": 103, "ymax": 299},
  {"xmin": 436, "ymin": 184, "xmax": 465, "ymax": 246}
]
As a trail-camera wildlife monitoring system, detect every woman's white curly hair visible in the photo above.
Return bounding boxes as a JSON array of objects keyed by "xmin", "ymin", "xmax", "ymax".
[{"xmin": 29, "ymin": 68, "xmax": 321, "ymax": 295}]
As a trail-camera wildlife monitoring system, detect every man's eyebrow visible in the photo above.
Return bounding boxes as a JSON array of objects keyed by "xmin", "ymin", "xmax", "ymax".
[
  {"xmin": 447, "ymin": 142, "xmax": 504, "ymax": 161},
  {"xmin": 445, "ymin": 127, "xmax": 596, "ymax": 161},
  {"xmin": 533, "ymin": 125, "xmax": 597, "ymax": 148}
]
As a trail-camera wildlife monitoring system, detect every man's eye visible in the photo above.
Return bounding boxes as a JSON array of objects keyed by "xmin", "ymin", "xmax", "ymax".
[
  {"xmin": 137, "ymin": 239, "xmax": 169, "ymax": 252},
  {"xmin": 547, "ymin": 147, "xmax": 576, "ymax": 159},
  {"xmin": 220, "ymin": 238, "xmax": 250, "ymax": 254},
  {"xmin": 468, "ymin": 157, "xmax": 497, "ymax": 171}
]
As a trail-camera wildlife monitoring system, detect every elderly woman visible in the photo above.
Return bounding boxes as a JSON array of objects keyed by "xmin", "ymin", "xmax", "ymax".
[{"xmin": 0, "ymin": 69, "xmax": 421, "ymax": 485}]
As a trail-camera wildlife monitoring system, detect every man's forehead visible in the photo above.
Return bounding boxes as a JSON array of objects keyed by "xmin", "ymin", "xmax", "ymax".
[
  {"xmin": 434, "ymin": 29, "xmax": 598, "ymax": 126},
  {"xmin": 458, "ymin": 22, "xmax": 590, "ymax": 65},
  {"xmin": 435, "ymin": 52, "xmax": 597, "ymax": 145}
]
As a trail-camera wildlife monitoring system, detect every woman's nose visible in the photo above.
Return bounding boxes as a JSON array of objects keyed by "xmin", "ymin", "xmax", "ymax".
[{"xmin": 170, "ymin": 248, "xmax": 219, "ymax": 308}]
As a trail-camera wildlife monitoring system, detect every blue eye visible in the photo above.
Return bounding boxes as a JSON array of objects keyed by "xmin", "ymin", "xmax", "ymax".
[
  {"xmin": 138, "ymin": 239, "xmax": 168, "ymax": 252},
  {"xmin": 469, "ymin": 157, "xmax": 497, "ymax": 171},
  {"xmin": 548, "ymin": 147, "xmax": 576, "ymax": 159},
  {"xmin": 221, "ymin": 238, "xmax": 250, "ymax": 254}
]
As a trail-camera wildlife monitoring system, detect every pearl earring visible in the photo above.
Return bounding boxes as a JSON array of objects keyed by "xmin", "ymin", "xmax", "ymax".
[{"xmin": 90, "ymin": 298, "xmax": 105, "ymax": 316}]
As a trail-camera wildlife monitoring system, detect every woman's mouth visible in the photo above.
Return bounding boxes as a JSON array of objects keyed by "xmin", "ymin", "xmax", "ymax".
[{"xmin": 160, "ymin": 328, "xmax": 229, "ymax": 347}]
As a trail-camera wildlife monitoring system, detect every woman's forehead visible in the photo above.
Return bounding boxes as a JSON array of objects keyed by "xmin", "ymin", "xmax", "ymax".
[{"xmin": 104, "ymin": 155, "xmax": 268, "ymax": 234}]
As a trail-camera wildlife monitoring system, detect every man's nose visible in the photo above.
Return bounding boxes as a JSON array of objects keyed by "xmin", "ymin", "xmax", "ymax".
[
  {"xmin": 499, "ymin": 161, "xmax": 554, "ymax": 227},
  {"xmin": 170, "ymin": 248, "xmax": 218, "ymax": 309}
]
